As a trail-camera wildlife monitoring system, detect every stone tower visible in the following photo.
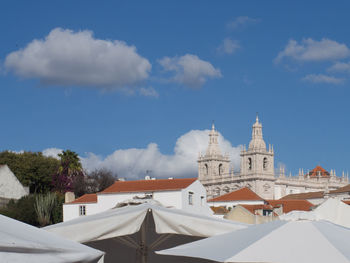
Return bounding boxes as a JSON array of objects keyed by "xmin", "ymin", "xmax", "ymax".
[
  {"xmin": 198, "ymin": 124, "xmax": 230, "ymax": 182},
  {"xmin": 240, "ymin": 116, "xmax": 275, "ymax": 199}
]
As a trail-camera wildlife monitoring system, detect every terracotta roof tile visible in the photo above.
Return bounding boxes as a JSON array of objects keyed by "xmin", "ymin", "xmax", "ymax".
[
  {"xmin": 208, "ymin": 187, "xmax": 263, "ymax": 202},
  {"xmin": 280, "ymin": 191, "xmax": 324, "ymax": 200},
  {"xmin": 342, "ymin": 200, "xmax": 350, "ymax": 205},
  {"xmin": 307, "ymin": 165, "xmax": 330, "ymax": 177},
  {"xmin": 266, "ymin": 199, "xmax": 314, "ymax": 213},
  {"xmin": 329, "ymin": 184, "xmax": 350, "ymax": 194},
  {"xmin": 100, "ymin": 178, "xmax": 197, "ymax": 194},
  {"xmin": 70, "ymin": 194, "xmax": 97, "ymax": 204},
  {"xmin": 210, "ymin": 206, "xmax": 229, "ymax": 214}
]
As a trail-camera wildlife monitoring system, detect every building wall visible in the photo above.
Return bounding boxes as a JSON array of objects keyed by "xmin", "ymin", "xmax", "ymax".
[
  {"xmin": 181, "ymin": 180, "xmax": 213, "ymax": 215},
  {"xmin": 0, "ymin": 165, "xmax": 29, "ymax": 200},
  {"xmin": 63, "ymin": 202, "xmax": 99, "ymax": 222},
  {"xmin": 224, "ymin": 206, "xmax": 277, "ymax": 224},
  {"xmin": 63, "ymin": 180, "xmax": 212, "ymax": 221},
  {"xmin": 97, "ymin": 192, "xmax": 141, "ymax": 211}
]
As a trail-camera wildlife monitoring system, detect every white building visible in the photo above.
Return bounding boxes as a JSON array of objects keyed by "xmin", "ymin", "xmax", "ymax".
[
  {"xmin": 198, "ymin": 117, "xmax": 349, "ymax": 200},
  {"xmin": 0, "ymin": 164, "xmax": 29, "ymax": 204},
  {"xmin": 63, "ymin": 177, "xmax": 211, "ymax": 221},
  {"xmin": 281, "ymin": 184, "xmax": 350, "ymax": 205}
]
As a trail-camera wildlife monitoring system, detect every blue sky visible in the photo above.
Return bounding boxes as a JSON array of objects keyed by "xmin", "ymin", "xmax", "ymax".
[{"xmin": 1, "ymin": 1, "xmax": 350, "ymax": 179}]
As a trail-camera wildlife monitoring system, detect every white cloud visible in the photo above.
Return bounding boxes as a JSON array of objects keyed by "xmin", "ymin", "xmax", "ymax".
[
  {"xmin": 327, "ymin": 61, "xmax": 350, "ymax": 73},
  {"xmin": 5, "ymin": 28, "xmax": 151, "ymax": 89},
  {"xmin": 158, "ymin": 54, "xmax": 222, "ymax": 88},
  {"xmin": 79, "ymin": 129, "xmax": 241, "ymax": 180},
  {"xmin": 302, "ymin": 74, "xmax": 344, "ymax": 84},
  {"xmin": 42, "ymin": 147, "xmax": 63, "ymax": 159},
  {"xmin": 217, "ymin": 38, "xmax": 240, "ymax": 55},
  {"xmin": 139, "ymin": 87, "xmax": 159, "ymax": 98},
  {"xmin": 275, "ymin": 38, "xmax": 350, "ymax": 63},
  {"xmin": 227, "ymin": 16, "xmax": 260, "ymax": 30}
]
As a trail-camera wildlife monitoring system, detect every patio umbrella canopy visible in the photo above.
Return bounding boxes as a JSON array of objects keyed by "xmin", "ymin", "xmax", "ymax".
[
  {"xmin": 281, "ymin": 198, "xmax": 350, "ymax": 228},
  {"xmin": 157, "ymin": 219, "xmax": 350, "ymax": 263},
  {"xmin": 0, "ymin": 214, "xmax": 104, "ymax": 263},
  {"xmin": 45, "ymin": 203, "xmax": 246, "ymax": 263}
]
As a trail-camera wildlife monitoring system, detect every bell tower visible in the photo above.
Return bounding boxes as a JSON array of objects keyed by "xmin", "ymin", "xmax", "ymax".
[
  {"xmin": 240, "ymin": 116, "xmax": 275, "ymax": 198},
  {"xmin": 198, "ymin": 124, "xmax": 230, "ymax": 182}
]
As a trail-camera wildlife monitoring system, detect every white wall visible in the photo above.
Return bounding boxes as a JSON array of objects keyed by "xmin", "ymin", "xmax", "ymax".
[
  {"xmin": 63, "ymin": 202, "xmax": 99, "ymax": 222},
  {"xmin": 63, "ymin": 180, "xmax": 213, "ymax": 221},
  {"xmin": 274, "ymin": 186, "xmax": 282, "ymax": 200},
  {"xmin": 0, "ymin": 165, "xmax": 29, "ymax": 200},
  {"xmin": 97, "ymin": 192, "xmax": 139, "ymax": 211},
  {"xmin": 153, "ymin": 191, "xmax": 182, "ymax": 208},
  {"xmin": 306, "ymin": 198, "xmax": 326, "ymax": 205},
  {"xmin": 63, "ymin": 190, "xmax": 185, "ymax": 222},
  {"xmin": 181, "ymin": 180, "xmax": 213, "ymax": 215}
]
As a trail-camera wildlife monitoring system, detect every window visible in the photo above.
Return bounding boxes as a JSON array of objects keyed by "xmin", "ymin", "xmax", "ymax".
[
  {"xmin": 204, "ymin": 164, "xmax": 208, "ymax": 175},
  {"xmin": 200, "ymin": 196, "xmax": 204, "ymax": 206},
  {"xmin": 263, "ymin": 210, "xmax": 272, "ymax": 216},
  {"xmin": 188, "ymin": 192, "xmax": 193, "ymax": 205},
  {"xmin": 248, "ymin": 158, "xmax": 252, "ymax": 170},
  {"xmin": 79, "ymin": 205, "xmax": 86, "ymax": 216},
  {"xmin": 263, "ymin": 157, "xmax": 268, "ymax": 169},
  {"xmin": 218, "ymin": 164, "xmax": 223, "ymax": 175}
]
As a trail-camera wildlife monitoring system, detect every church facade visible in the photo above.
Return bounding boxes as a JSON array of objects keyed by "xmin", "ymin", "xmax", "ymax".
[{"xmin": 198, "ymin": 117, "xmax": 349, "ymax": 200}]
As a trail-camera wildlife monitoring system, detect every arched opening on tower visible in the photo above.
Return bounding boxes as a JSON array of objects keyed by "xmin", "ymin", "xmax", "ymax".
[
  {"xmin": 218, "ymin": 163, "xmax": 223, "ymax": 175},
  {"xmin": 263, "ymin": 157, "xmax": 268, "ymax": 169},
  {"xmin": 204, "ymin": 164, "xmax": 208, "ymax": 175},
  {"xmin": 248, "ymin": 158, "xmax": 252, "ymax": 170}
]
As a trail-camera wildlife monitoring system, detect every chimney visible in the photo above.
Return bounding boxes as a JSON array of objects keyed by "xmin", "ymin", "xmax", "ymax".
[{"xmin": 65, "ymin": 192, "xmax": 75, "ymax": 203}]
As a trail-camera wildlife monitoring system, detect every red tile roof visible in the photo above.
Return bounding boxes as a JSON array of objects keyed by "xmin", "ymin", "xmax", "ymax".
[
  {"xmin": 70, "ymin": 194, "xmax": 97, "ymax": 204},
  {"xmin": 100, "ymin": 178, "xmax": 197, "ymax": 194},
  {"xmin": 307, "ymin": 165, "xmax": 330, "ymax": 177},
  {"xmin": 342, "ymin": 200, "xmax": 350, "ymax": 205},
  {"xmin": 266, "ymin": 199, "xmax": 314, "ymax": 213},
  {"xmin": 208, "ymin": 187, "xmax": 263, "ymax": 202},
  {"xmin": 210, "ymin": 206, "xmax": 229, "ymax": 215},
  {"xmin": 280, "ymin": 191, "xmax": 325, "ymax": 200},
  {"xmin": 329, "ymin": 184, "xmax": 350, "ymax": 194}
]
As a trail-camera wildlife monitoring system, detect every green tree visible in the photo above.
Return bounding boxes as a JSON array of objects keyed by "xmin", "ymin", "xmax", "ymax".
[
  {"xmin": 0, "ymin": 193, "xmax": 65, "ymax": 226},
  {"xmin": 0, "ymin": 195, "xmax": 39, "ymax": 226},
  {"xmin": 0, "ymin": 151, "xmax": 60, "ymax": 193}
]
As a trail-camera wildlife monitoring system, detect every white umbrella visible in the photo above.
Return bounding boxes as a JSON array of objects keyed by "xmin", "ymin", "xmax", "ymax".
[
  {"xmin": 0, "ymin": 214, "xmax": 104, "ymax": 263},
  {"xmin": 157, "ymin": 219, "xmax": 350, "ymax": 263},
  {"xmin": 281, "ymin": 198, "xmax": 350, "ymax": 228},
  {"xmin": 45, "ymin": 203, "xmax": 246, "ymax": 263}
]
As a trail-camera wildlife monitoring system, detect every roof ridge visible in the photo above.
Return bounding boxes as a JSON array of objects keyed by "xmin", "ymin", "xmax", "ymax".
[
  {"xmin": 101, "ymin": 177, "xmax": 197, "ymax": 194},
  {"xmin": 208, "ymin": 187, "xmax": 263, "ymax": 202}
]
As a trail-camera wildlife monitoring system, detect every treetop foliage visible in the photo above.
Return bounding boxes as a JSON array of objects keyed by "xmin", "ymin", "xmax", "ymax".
[{"xmin": 0, "ymin": 151, "xmax": 59, "ymax": 193}]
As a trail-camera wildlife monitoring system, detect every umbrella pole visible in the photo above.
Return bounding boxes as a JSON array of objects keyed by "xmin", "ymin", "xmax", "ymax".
[{"xmin": 139, "ymin": 210, "xmax": 149, "ymax": 263}]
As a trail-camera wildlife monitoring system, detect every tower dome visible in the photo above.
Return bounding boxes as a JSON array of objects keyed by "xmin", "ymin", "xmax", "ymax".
[
  {"xmin": 205, "ymin": 123, "xmax": 222, "ymax": 156},
  {"xmin": 248, "ymin": 116, "xmax": 266, "ymax": 151}
]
